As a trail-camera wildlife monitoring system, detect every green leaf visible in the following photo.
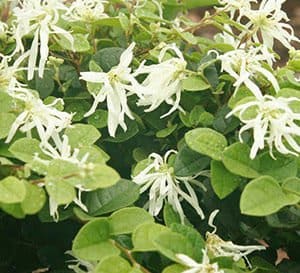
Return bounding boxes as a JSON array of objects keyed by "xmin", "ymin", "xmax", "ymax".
[
  {"xmin": 83, "ymin": 164, "xmax": 120, "ymax": 190},
  {"xmin": 240, "ymin": 176, "xmax": 288, "ymax": 216},
  {"xmin": 170, "ymin": 223, "xmax": 205, "ymax": 262},
  {"xmin": 94, "ymin": 256, "xmax": 132, "ymax": 273},
  {"xmin": 46, "ymin": 159, "xmax": 78, "ymax": 178},
  {"xmin": 0, "ymin": 92, "xmax": 15, "ymax": 113},
  {"xmin": 0, "ymin": 203, "xmax": 25, "ymax": 219},
  {"xmin": 132, "ymin": 158, "xmax": 150, "ymax": 177},
  {"xmin": 222, "ymin": 142, "xmax": 260, "ymax": 178},
  {"xmin": 228, "ymin": 87, "xmax": 254, "ymax": 109},
  {"xmin": 156, "ymin": 124, "xmax": 177, "ymax": 138},
  {"xmin": 45, "ymin": 180, "xmax": 76, "ymax": 206},
  {"xmin": 182, "ymin": 76, "xmax": 210, "ymax": 91},
  {"xmin": 213, "ymin": 106, "xmax": 240, "ymax": 134},
  {"xmin": 86, "ymin": 179, "xmax": 140, "ymax": 216},
  {"xmin": 78, "ymin": 146, "xmax": 110, "ymax": 164},
  {"xmin": 198, "ymin": 111, "xmax": 214, "ymax": 127},
  {"xmin": 72, "ymin": 218, "xmax": 120, "ymax": 261},
  {"xmin": 93, "ymin": 47, "xmax": 124, "ymax": 72},
  {"xmin": 0, "ymin": 176, "xmax": 26, "ymax": 204},
  {"xmin": 132, "ymin": 222, "xmax": 169, "ymax": 251},
  {"xmin": 109, "ymin": 207, "xmax": 153, "ymax": 235},
  {"xmin": 282, "ymin": 177, "xmax": 300, "ymax": 204},
  {"xmin": 9, "ymin": 138, "xmax": 44, "ymax": 162},
  {"xmin": 29, "ymin": 70, "xmax": 55, "ymax": 98},
  {"xmin": 119, "ymin": 12, "xmax": 130, "ymax": 32},
  {"xmin": 251, "ymin": 257, "xmax": 280, "ymax": 273},
  {"xmin": 65, "ymin": 123, "xmax": 101, "ymax": 148},
  {"xmin": 65, "ymin": 100, "xmax": 91, "ymax": 122},
  {"xmin": 87, "ymin": 109, "xmax": 108, "ymax": 129},
  {"xmin": 21, "ymin": 183, "xmax": 46, "ymax": 214},
  {"xmin": 105, "ymin": 120, "xmax": 139, "ymax": 143},
  {"xmin": 153, "ymin": 231, "xmax": 196, "ymax": 263},
  {"xmin": 258, "ymin": 152, "xmax": 297, "ymax": 180},
  {"xmin": 57, "ymin": 33, "xmax": 91, "ymax": 52},
  {"xmin": 282, "ymin": 177, "xmax": 300, "ymax": 196},
  {"xmin": 47, "ymin": 160, "xmax": 119, "ymax": 190},
  {"xmin": 177, "ymin": 31, "xmax": 198, "ymax": 45},
  {"xmin": 189, "ymin": 105, "xmax": 205, "ymax": 126},
  {"xmin": 93, "ymin": 17, "xmax": 121, "ymax": 27},
  {"xmin": 0, "ymin": 113, "xmax": 15, "ymax": 139},
  {"xmin": 211, "ymin": 160, "xmax": 242, "ymax": 199},
  {"xmin": 73, "ymin": 207, "xmax": 97, "ymax": 222},
  {"xmin": 162, "ymin": 264, "xmax": 186, "ymax": 273},
  {"xmin": 174, "ymin": 144, "xmax": 210, "ymax": 177},
  {"xmin": 128, "ymin": 269, "xmax": 143, "ymax": 273},
  {"xmin": 163, "ymin": 204, "xmax": 181, "ymax": 227},
  {"xmin": 185, "ymin": 128, "xmax": 227, "ymax": 161}
]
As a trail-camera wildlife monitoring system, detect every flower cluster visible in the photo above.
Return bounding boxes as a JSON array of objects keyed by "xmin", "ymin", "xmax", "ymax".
[
  {"xmin": 1, "ymin": 0, "xmax": 298, "ymax": 272},
  {"xmin": 176, "ymin": 210, "xmax": 265, "ymax": 272},
  {"xmin": 216, "ymin": 0, "xmax": 300, "ymax": 158},
  {"xmin": 206, "ymin": 210, "xmax": 265, "ymax": 267},
  {"xmin": 64, "ymin": 0, "xmax": 108, "ymax": 22},
  {"xmin": 6, "ymin": 91, "xmax": 72, "ymax": 144},
  {"xmin": 81, "ymin": 42, "xmax": 188, "ymax": 136},
  {"xmin": 81, "ymin": 42, "xmax": 138, "ymax": 137},
  {"xmin": 177, "ymin": 249, "xmax": 224, "ymax": 273},
  {"xmin": 132, "ymin": 150, "xmax": 205, "ymax": 223},
  {"xmin": 219, "ymin": 0, "xmax": 299, "ymax": 50},
  {"xmin": 217, "ymin": 46, "xmax": 279, "ymax": 98},
  {"xmin": 12, "ymin": 0, "xmax": 74, "ymax": 80},
  {"xmin": 227, "ymin": 95, "xmax": 300, "ymax": 158},
  {"xmin": 135, "ymin": 43, "xmax": 187, "ymax": 118}
]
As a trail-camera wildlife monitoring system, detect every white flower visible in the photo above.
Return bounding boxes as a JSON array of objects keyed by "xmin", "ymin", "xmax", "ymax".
[
  {"xmin": 218, "ymin": 0, "xmax": 255, "ymax": 20},
  {"xmin": 177, "ymin": 249, "xmax": 224, "ymax": 273},
  {"xmin": 206, "ymin": 210, "xmax": 266, "ymax": 267},
  {"xmin": 66, "ymin": 251, "xmax": 96, "ymax": 273},
  {"xmin": 40, "ymin": 134, "xmax": 89, "ymax": 166},
  {"xmin": 41, "ymin": 134, "xmax": 91, "ymax": 221},
  {"xmin": 6, "ymin": 89, "xmax": 73, "ymax": 144},
  {"xmin": 244, "ymin": 0, "xmax": 299, "ymax": 49},
  {"xmin": 81, "ymin": 42, "xmax": 139, "ymax": 137},
  {"xmin": 132, "ymin": 150, "xmax": 205, "ymax": 223},
  {"xmin": 12, "ymin": 0, "xmax": 73, "ymax": 80},
  {"xmin": 218, "ymin": 46, "xmax": 279, "ymax": 98},
  {"xmin": 64, "ymin": 0, "xmax": 108, "ymax": 23},
  {"xmin": 0, "ymin": 53, "xmax": 30, "ymax": 94},
  {"xmin": 135, "ymin": 43, "xmax": 187, "ymax": 118},
  {"xmin": 49, "ymin": 183, "xmax": 89, "ymax": 222},
  {"xmin": 227, "ymin": 95, "xmax": 300, "ymax": 159}
]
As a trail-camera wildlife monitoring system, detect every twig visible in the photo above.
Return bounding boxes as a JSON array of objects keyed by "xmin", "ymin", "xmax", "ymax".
[{"xmin": 112, "ymin": 240, "xmax": 152, "ymax": 273}]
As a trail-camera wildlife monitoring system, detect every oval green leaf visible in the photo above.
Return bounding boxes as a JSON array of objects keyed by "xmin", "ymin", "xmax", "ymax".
[
  {"xmin": 109, "ymin": 207, "xmax": 153, "ymax": 235},
  {"xmin": 0, "ymin": 176, "xmax": 26, "ymax": 204},
  {"xmin": 222, "ymin": 142, "xmax": 260, "ymax": 178},
  {"xmin": 240, "ymin": 176, "xmax": 288, "ymax": 216},
  {"xmin": 72, "ymin": 218, "xmax": 120, "ymax": 261},
  {"xmin": 185, "ymin": 128, "xmax": 227, "ymax": 161}
]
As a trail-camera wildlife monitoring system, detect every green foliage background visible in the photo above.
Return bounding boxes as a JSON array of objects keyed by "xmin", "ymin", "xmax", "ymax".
[{"xmin": 0, "ymin": 0, "xmax": 300, "ymax": 273}]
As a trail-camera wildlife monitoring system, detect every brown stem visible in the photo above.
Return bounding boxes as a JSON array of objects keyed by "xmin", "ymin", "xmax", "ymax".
[
  {"xmin": 183, "ymin": 13, "xmax": 216, "ymax": 34},
  {"xmin": 112, "ymin": 240, "xmax": 152, "ymax": 273},
  {"xmin": 1, "ymin": 164, "xmax": 24, "ymax": 170},
  {"xmin": 1, "ymin": 3, "xmax": 10, "ymax": 22}
]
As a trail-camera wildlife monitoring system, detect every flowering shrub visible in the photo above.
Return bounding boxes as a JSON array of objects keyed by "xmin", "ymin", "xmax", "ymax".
[{"xmin": 0, "ymin": 0, "xmax": 300, "ymax": 272}]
